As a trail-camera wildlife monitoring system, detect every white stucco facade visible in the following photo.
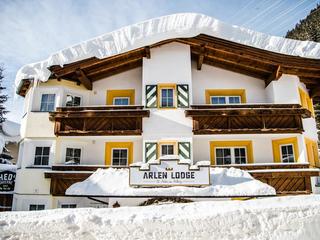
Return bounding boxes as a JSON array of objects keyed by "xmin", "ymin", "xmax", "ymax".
[{"xmin": 13, "ymin": 40, "xmax": 319, "ymax": 211}]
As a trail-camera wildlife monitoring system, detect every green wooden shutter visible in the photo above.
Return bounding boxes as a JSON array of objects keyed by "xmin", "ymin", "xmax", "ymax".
[
  {"xmin": 177, "ymin": 84, "xmax": 189, "ymax": 108},
  {"xmin": 145, "ymin": 85, "xmax": 158, "ymax": 108},
  {"xmin": 145, "ymin": 142, "xmax": 157, "ymax": 162},
  {"xmin": 178, "ymin": 142, "xmax": 191, "ymax": 159}
]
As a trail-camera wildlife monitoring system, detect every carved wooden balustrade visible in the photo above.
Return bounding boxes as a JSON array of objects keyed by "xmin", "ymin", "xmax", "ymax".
[
  {"xmin": 185, "ymin": 104, "xmax": 311, "ymax": 135},
  {"xmin": 49, "ymin": 105, "xmax": 150, "ymax": 136}
]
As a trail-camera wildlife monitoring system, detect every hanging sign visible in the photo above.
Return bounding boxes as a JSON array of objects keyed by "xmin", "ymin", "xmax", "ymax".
[
  {"xmin": 129, "ymin": 157, "xmax": 210, "ymax": 187},
  {"xmin": 0, "ymin": 170, "xmax": 16, "ymax": 192}
]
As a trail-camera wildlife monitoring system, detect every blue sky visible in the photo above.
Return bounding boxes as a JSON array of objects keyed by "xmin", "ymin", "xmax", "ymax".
[{"xmin": 0, "ymin": 0, "xmax": 319, "ymax": 123}]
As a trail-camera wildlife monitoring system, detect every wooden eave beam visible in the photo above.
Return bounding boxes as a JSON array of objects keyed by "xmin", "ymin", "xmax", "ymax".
[
  {"xmin": 202, "ymin": 57, "xmax": 270, "ymax": 80},
  {"xmin": 192, "ymin": 35, "xmax": 320, "ymax": 69},
  {"xmin": 86, "ymin": 57, "xmax": 143, "ymax": 79},
  {"xmin": 197, "ymin": 45, "xmax": 206, "ymax": 70},
  {"xmin": 75, "ymin": 69, "xmax": 92, "ymax": 90},
  {"xmin": 145, "ymin": 46, "xmax": 151, "ymax": 59},
  {"xmin": 265, "ymin": 65, "xmax": 282, "ymax": 87}
]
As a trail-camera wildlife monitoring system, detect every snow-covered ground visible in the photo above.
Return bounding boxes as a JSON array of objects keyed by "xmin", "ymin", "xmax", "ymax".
[
  {"xmin": 66, "ymin": 167, "xmax": 276, "ymax": 197},
  {"xmin": 1, "ymin": 195, "xmax": 320, "ymax": 240}
]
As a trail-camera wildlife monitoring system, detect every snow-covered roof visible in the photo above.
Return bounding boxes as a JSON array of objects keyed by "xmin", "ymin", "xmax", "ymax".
[
  {"xmin": 15, "ymin": 13, "xmax": 320, "ymax": 92},
  {"xmin": 0, "ymin": 120, "xmax": 20, "ymax": 144}
]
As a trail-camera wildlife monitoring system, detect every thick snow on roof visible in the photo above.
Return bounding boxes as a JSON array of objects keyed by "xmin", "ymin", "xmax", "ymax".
[
  {"xmin": 1, "ymin": 195, "xmax": 320, "ymax": 239},
  {"xmin": 0, "ymin": 120, "xmax": 20, "ymax": 144},
  {"xmin": 66, "ymin": 167, "xmax": 276, "ymax": 197},
  {"xmin": 15, "ymin": 13, "xmax": 320, "ymax": 91}
]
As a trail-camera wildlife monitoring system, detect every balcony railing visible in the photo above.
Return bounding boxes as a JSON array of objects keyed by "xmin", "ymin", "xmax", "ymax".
[
  {"xmin": 44, "ymin": 163, "xmax": 319, "ymax": 196},
  {"xmin": 185, "ymin": 104, "xmax": 311, "ymax": 134},
  {"xmin": 49, "ymin": 105, "xmax": 150, "ymax": 136}
]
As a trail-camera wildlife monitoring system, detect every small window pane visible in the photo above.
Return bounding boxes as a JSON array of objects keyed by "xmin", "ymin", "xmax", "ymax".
[
  {"xmin": 281, "ymin": 145, "xmax": 295, "ymax": 163},
  {"xmin": 35, "ymin": 147, "xmax": 42, "ymax": 155},
  {"xmin": 161, "ymin": 89, "xmax": 174, "ymax": 107},
  {"xmin": 65, "ymin": 148, "xmax": 81, "ymax": 164},
  {"xmin": 66, "ymin": 95, "xmax": 81, "ymax": 107},
  {"xmin": 161, "ymin": 145, "xmax": 174, "ymax": 156},
  {"xmin": 40, "ymin": 94, "xmax": 55, "ymax": 112},
  {"xmin": 229, "ymin": 96, "xmax": 241, "ymax": 104},
  {"xmin": 42, "ymin": 147, "xmax": 50, "ymax": 155},
  {"xmin": 114, "ymin": 97, "xmax": 129, "ymax": 106},
  {"xmin": 112, "ymin": 149, "xmax": 128, "ymax": 166}
]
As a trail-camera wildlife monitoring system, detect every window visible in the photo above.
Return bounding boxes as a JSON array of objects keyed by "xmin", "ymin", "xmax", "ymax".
[
  {"xmin": 215, "ymin": 147, "xmax": 247, "ymax": 165},
  {"xmin": 65, "ymin": 148, "xmax": 81, "ymax": 164},
  {"xmin": 210, "ymin": 96, "xmax": 241, "ymax": 104},
  {"xmin": 161, "ymin": 88, "xmax": 174, "ymax": 107},
  {"xmin": 29, "ymin": 204, "xmax": 45, "ymax": 211},
  {"xmin": 66, "ymin": 95, "xmax": 81, "ymax": 107},
  {"xmin": 161, "ymin": 144, "xmax": 174, "ymax": 156},
  {"xmin": 40, "ymin": 94, "xmax": 55, "ymax": 112},
  {"xmin": 34, "ymin": 147, "xmax": 50, "ymax": 165},
  {"xmin": 113, "ymin": 97, "xmax": 130, "ymax": 106},
  {"xmin": 61, "ymin": 204, "xmax": 77, "ymax": 208},
  {"xmin": 112, "ymin": 149, "xmax": 128, "ymax": 166},
  {"xmin": 280, "ymin": 144, "xmax": 295, "ymax": 163}
]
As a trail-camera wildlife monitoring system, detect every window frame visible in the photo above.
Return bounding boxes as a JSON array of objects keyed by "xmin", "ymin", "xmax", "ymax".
[
  {"xmin": 279, "ymin": 144, "xmax": 295, "ymax": 163},
  {"xmin": 113, "ymin": 97, "xmax": 130, "ymax": 106},
  {"xmin": 111, "ymin": 148, "xmax": 129, "ymax": 166},
  {"xmin": 65, "ymin": 147, "xmax": 82, "ymax": 164},
  {"xmin": 65, "ymin": 94, "xmax": 82, "ymax": 107},
  {"xmin": 160, "ymin": 144, "xmax": 175, "ymax": 156},
  {"xmin": 60, "ymin": 204, "xmax": 77, "ymax": 208},
  {"xmin": 160, "ymin": 87, "xmax": 175, "ymax": 108},
  {"xmin": 210, "ymin": 95, "xmax": 241, "ymax": 105},
  {"xmin": 29, "ymin": 204, "xmax": 45, "ymax": 211},
  {"xmin": 34, "ymin": 146, "xmax": 50, "ymax": 166},
  {"xmin": 215, "ymin": 146, "xmax": 247, "ymax": 165},
  {"xmin": 40, "ymin": 94, "xmax": 56, "ymax": 112}
]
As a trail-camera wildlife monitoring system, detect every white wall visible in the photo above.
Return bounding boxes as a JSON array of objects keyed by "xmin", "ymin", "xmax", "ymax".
[
  {"xmin": 91, "ymin": 67, "xmax": 142, "ymax": 105},
  {"xmin": 142, "ymin": 42, "xmax": 193, "ymax": 141},
  {"xmin": 56, "ymin": 136, "xmax": 143, "ymax": 165},
  {"xmin": 193, "ymin": 134, "xmax": 307, "ymax": 164},
  {"xmin": 192, "ymin": 63, "xmax": 267, "ymax": 104},
  {"xmin": 267, "ymin": 74, "xmax": 300, "ymax": 104}
]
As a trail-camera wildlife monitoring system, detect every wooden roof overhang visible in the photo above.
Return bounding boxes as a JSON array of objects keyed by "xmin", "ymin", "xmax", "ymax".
[
  {"xmin": 49, "ymin": 106, "xmax": 150, "ymax": 136},
  {"xmin": 17, "ymin": 34, "xmax": 320, "ymax": 100},
  {"xmin": 185, "ymin": 104, "xmax": 311, "ymax": 135}
]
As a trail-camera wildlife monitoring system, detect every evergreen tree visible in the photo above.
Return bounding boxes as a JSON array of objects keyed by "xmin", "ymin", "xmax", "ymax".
[
  {"xmin": 286, "ymin": 5, "xmax": 320, "ymax": 142},
  {"xmin": 286, "ymin": 5, "xmax": 320, "ymax": 42},
  {"xmin": 0, "ymin": 66, "xmax": 8, "ymax": 123}
]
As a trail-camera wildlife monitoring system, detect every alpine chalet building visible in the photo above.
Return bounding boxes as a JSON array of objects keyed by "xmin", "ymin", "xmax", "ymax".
[{"xmin": 13, "ymin": 13, "xmax": 320, "ymax": 210}]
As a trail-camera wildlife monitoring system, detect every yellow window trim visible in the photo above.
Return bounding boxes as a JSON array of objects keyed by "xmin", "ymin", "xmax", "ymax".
[
  {"xmin": 305, "ymin": 137, "xmax": 319, "ymax": 167},
  {"xmin": 106, "ymin": 89, "xmax": 135, "ymax": 105},
  {"xmin": 272, "ymin": 137, "xmax": 299, "ymax": 163},
  {"xmin": 105, "ymin": 142, "xmax": 133, "ymax": 166},
  {"xmin": 158, "ymin": 140, "xmax": 178, "ymax": 157},
  {"xmin": 298, "ymin": 87, "xmax": 314, "ymax": 117},
  {"xmin": 158, "ymin": 84, "xmax": 177, "ymax": 109},
  {"xmin": 210, "ymin": 140, "xmax": 254, "ymax": 165},
  {"xmin": 205, "ymin": 89, "xmax": 247, "ymax": 104}
]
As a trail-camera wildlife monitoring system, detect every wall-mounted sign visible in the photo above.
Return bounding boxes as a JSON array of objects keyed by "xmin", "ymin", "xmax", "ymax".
[
  {"xmin": 129, "ymin": 157, "xmax": 210, "ymax": 187},
  {"xmin": 0, "ymin": 170, "xmax": 16, "ymax": 192}
]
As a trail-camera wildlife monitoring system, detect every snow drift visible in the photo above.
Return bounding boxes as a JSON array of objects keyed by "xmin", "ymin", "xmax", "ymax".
[
  {"xmin": 66, "ymin": 167, "xmax": 276, "ymax": 196},
  {"xmin": 1, "ymin": 195, "xmax": 320, "ymax": 240},
  {"xmin": 15, "ymin": 13, "xmax": 320, "ymax": 91}
]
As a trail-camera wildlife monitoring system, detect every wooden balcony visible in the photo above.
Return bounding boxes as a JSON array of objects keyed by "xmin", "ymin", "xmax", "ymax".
[
  {"xmin": 185, "ymin": 104, "xmax": 311, "ymax": 135},
  {"xmin": 49, "ymin": 105, "xmax": 150, "ymax": 136},
  {"xmin": 44, "ymin": 163, "xmax": 319, "ymax": 196}
]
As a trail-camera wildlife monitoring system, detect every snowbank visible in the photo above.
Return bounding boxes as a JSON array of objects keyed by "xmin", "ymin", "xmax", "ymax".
[
  {"xmin": 66, "ymin": 167, "xmax": 276, "ymax": 196},
  {"xmin": 15, "ymin": 13, "xmax": 320, "ymax": 90},
  {"xmin": 1, "ymin": 195, "xmax": 320, "ymax": 240}
]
